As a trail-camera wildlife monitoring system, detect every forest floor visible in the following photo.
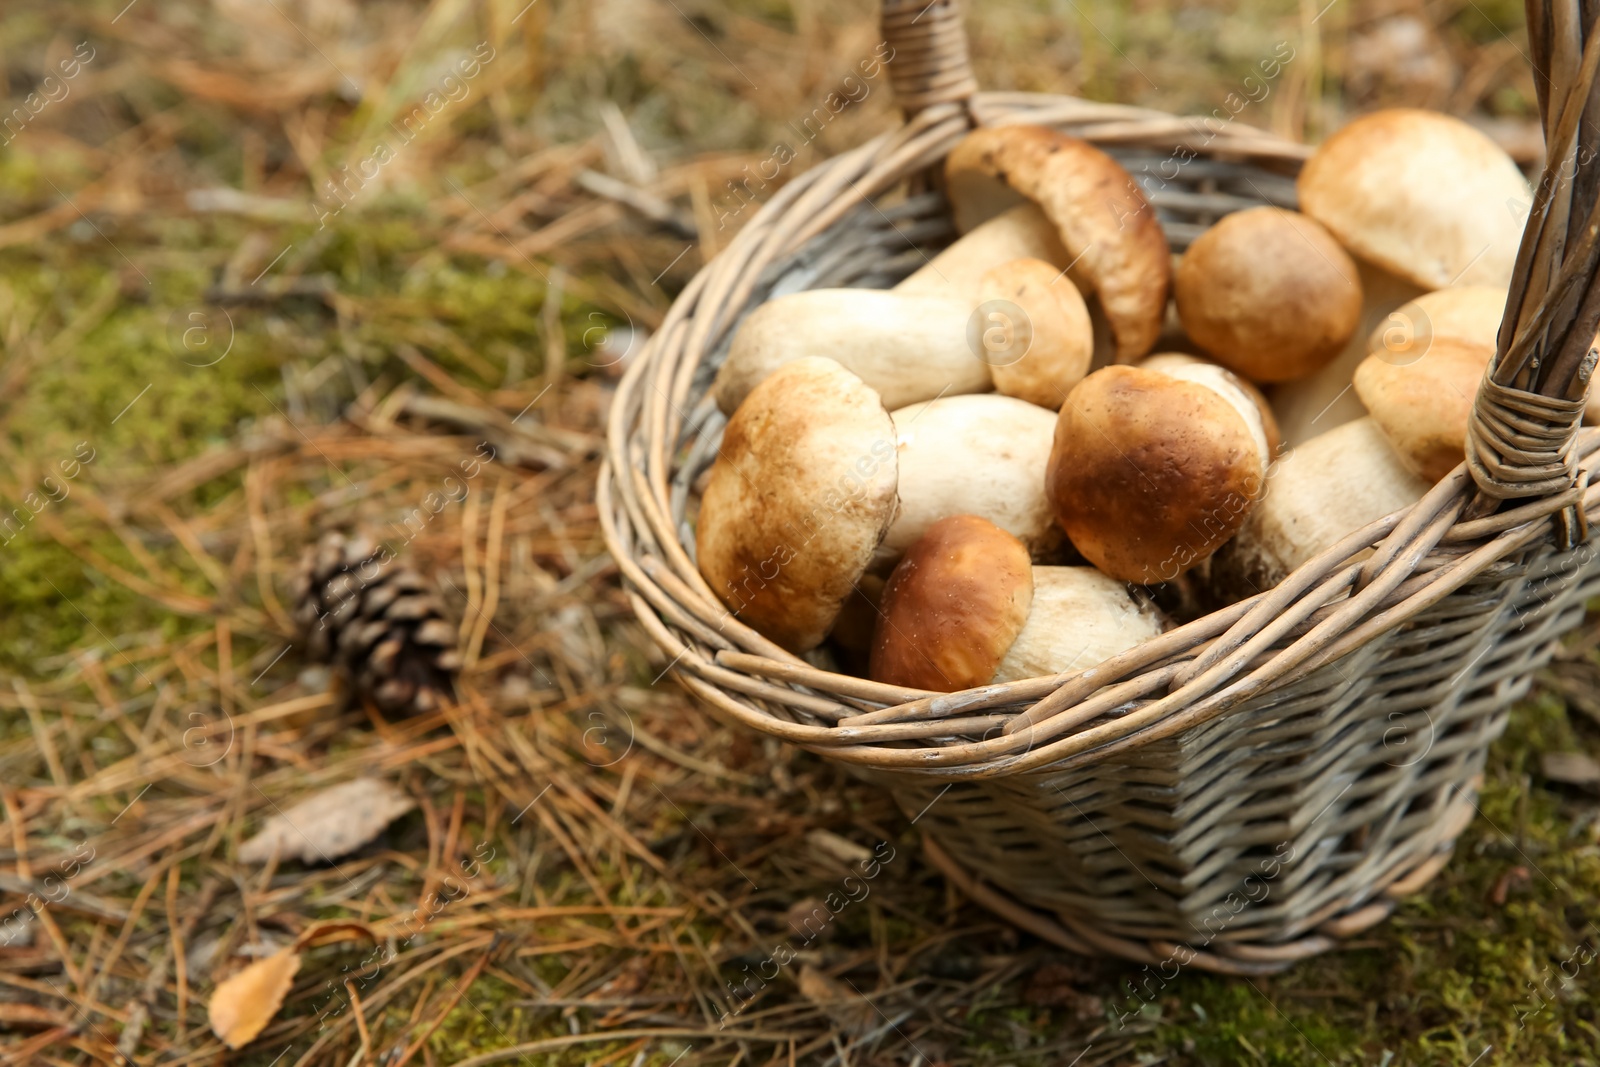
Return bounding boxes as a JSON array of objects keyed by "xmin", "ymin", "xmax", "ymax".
[{"xmin": 2, "ymin": 1, "xmax": 1598, "ymax": 1064}]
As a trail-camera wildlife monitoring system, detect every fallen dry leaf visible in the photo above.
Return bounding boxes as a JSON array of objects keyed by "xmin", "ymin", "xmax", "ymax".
[
  {"xmin": 207, "ymin": 944, "xmax": 301, "ymax": 1049},
  {"xmin": 239, "ymin": 777, "xmax": 414, "ymax": 864},
  {"xmin": 206, "ymin": 921, "xmax": 376, "ymax": 1049},
  {"xmin": 1540, "ymin": 751, "xmax": 1600, "ymax": 790}
]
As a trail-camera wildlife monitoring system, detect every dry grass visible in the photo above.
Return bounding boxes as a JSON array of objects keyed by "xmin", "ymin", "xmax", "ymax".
[{"xmin": 0, "ymin": 1, "xmax": 1595, "ymax": 1065}]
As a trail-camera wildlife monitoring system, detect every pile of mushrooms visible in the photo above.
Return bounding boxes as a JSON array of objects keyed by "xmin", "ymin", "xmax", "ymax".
[{"xmin": 690, "ymin": 109, "xmax": 1531, "ymax": 693}]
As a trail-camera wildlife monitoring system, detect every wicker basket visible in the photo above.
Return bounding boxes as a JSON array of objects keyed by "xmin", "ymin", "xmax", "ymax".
[{"xmin": 599, "ymin": 0, "xmax": 1600, "ymax": 974}]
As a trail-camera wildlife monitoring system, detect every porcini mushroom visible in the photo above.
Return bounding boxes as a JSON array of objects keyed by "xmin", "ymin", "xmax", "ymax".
[
  {"xmin": 1174, "ymin": 206, "xmax": 1363, "ymax": 383},
  {"xmin": 1297, "ymin": 108, "xmax": 1531, "ymax": 290},
  {"xmin": 1210, "ymin": 416, "xmax": 1430, "ymax": 597},
  {"xmin": 1047, "ymin": 363, "xmax": 1274, "ymax": 584},
  {"xmin": 696, "ymin": 357, "xmax": 898, "ymax": 653},
  {"xmin": 883, "ymin": 393, "xmax": 1059, "ymax": 558},
  {"xmin": 944, "ymin": 124, "xmax": 1170, "ymax": 362},
  {"xmin": 714, "ymin": 253, "xmax": 1097, "ymax": 415},
  {"xmin": 1353, "ymin": 336, "xmax": 1494, "ymax": 481},
  {"xmin": 869, "ymin": 515, "xmax": 1164, "ymax": 691}
]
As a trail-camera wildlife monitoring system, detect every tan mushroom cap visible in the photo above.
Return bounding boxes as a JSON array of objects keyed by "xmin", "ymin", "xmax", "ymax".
[
  {"xmin": 976, "ymin": 257, "xmax": 1094, "ymax": 409},
  {"xmin": 1047, "ymin": 365, "xmax": 1268, "ymax": 584},
  {"xmin": 991, "ymin": 567, "xmax": 1166, "ymax": 684},
  {"xmin": 869, "ymin": 515, "xmax": 1034, "ymax": 692},
  {"xmin": 1366, "ymin": 285, "xmax": 1508, "ymax": 361},
  {"xmin": 1210, "ymin": 416, "xmax": 1429, "ymax": 596},
  {"xmin": 884, "ymin": 393, "xmax": 1058, "ymax": 558},
  {"xmin": 712, "ymin": 289, "xmax": 993, "ymax": 415},
  {"xmin": 696, "ymin": 357, "xmax": 898, "ymax": 654},
  {"xmin": 945, "ymin": 125, "xmax": 1171, "ymax": 363},
  {"xmin": 1175, "ymin": 207, "xmax": 1363, "ymax": 383},
  {"xmin": 1140, "ymin": 353, "xmax": 1282, "ymax": 459},
  {"xmin": 1297, "ymin": 108, "xmax": 1531, "ymax": 290},
  {"xmin": 1353, "ymin": 336, "xmax": 1494, "ymax": 482}
]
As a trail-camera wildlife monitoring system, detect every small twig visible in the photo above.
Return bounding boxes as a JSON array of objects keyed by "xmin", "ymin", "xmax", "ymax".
[{"xmin": 346, "ymin": 979, "xmax": 373, "ymax": 1064}]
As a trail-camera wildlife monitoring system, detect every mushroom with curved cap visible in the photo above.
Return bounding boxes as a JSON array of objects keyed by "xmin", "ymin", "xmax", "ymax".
[
  {"xmin": 696, "ymin": 356, "xmax": 899, "ymax": 653},
  {"xmin": 1175, "ymin": 206, "xmax": 1363, "ymax": 383},
  {"xmin": 1353, "ymin": 336, "xmax": 1494, "ymax": 481},
  {"xmin": 1047, "ymin": 363, "xmax": 1274, "ymax": 584},
  {"xmin": 869, "ymin": 515, "xmax": 1165, "ymax": 692},
  {"xmin": 1210, "ymin": 416, "xmax": 1430, "ymax": 597},
  {"xmin": 883, "ymin": 393, "xmax": 1059, "ymax": 561},
  {"xmin": 944, "ymin": 124, "xmax": 1171, "ymax": 362},
  {"xmin": 1297, "ymin": 108, "xmax": 1531, "ymax": 290}
]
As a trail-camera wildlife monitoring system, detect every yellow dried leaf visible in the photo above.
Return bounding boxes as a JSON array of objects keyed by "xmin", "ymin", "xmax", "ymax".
[{"xmin": 207, "ymin": 944, "xmax": 302, "ymax": 1049}]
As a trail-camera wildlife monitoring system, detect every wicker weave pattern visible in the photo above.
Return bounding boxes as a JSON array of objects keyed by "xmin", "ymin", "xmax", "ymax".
[{"xmin": 599, "ymin": 5, "xmax": 1600, "ymax": 972}]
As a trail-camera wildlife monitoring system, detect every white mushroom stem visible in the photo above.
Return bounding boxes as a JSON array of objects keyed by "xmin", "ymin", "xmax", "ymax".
[
  {"xmin": 1212, "ymin": 416, "xmax": 1430, "ymax": 596},
  {"xmin": 896, "ymin": 203, "xmax": 1071, "ymax": 298},
  {"xmin": 882, "ymin": 394, "xmax": 1059, "ymax": 562},
  {"xmin": 713, "ymin": 289, "xmax": 993, "ymax": 415},
  {"xmin": 991, "ymin": 567, "xmax": 1165, "ymax": 684}
]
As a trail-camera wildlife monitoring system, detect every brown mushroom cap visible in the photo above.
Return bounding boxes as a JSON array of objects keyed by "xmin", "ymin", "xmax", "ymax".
[
  {"xmin": 1353, "ymin": 336, "xmax": 1494, "ymax": 481},
  {"xmin": 1297, "ymin": 109, "xmax": 1531, "ymax": 290},
  {"xmin": 1140, "ymin": 353, "xmax": 1282, "ymax": 459},
  {"xmin": 869, "ymin": 515, "xmax": 1034, "ymax": 692},
  {"xmin": 976, "ymin": 257, "xmax": 1095, "ymax": 409},
  {"xmin": 696, "ymin": 357, "xmax": 898, "ymax": 653},
  {"xmin": 1175, "ymin": 207, "xmax": 1363, "ymax": 383},
  {"xmin": 945, "ymin": 125, "xmax": 1170, "ymax": 363},
  {"xmin": 1047, "ymin": 365, "xmax": 1268, "ymax": 583}
]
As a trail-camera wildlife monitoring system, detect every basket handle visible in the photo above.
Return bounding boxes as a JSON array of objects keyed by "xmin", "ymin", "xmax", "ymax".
[
  {"xmin": 1466, "ymin": 2, "xmax": 1600, "ymax": 528},
  {"xmin": 880, "ymin": 0, "xmax": 979, "ymax": 118}
]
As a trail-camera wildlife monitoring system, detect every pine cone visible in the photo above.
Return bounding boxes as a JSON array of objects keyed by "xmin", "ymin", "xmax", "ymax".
[{"xmin": 291, "ymin": 532, "xmax": 462, "ymax": 715}]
